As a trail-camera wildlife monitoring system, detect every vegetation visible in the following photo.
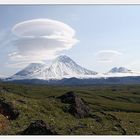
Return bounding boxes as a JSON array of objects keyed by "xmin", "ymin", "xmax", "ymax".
[{"xmin": 0, "ymin": 83, "xmax": 140, "ymax": 135}]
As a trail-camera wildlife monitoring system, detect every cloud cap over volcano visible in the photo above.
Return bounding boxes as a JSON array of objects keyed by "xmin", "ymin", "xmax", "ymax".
[
  {"xmin": 9, "ymin": 18, "xmax": 78, "ymax": 67},
  {"xmin": 12, "ymin": 18, "xmax": 76, "ymax": 38}
]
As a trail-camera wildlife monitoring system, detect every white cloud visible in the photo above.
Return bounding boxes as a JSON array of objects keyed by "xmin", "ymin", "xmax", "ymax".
[
  {"xmin": 8, "ymin": 18, "xmax": 78, "ymax": 67},
  {"xmin": 12, "ymin": 18, "xmax": 76, "ymax": 38},
  {"xmin": 95, "ymin": 50, "xmax": 123, "ymax": 62}
]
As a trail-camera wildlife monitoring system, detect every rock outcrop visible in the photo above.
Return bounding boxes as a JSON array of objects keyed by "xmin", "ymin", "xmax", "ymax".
[
  {"xmin": 58, "ymin": 91, "xmax": 91, "ymax": 118},
  {"xmin": 0, "ymin": 99, "xmax": 19, "ymax": 120},
  {"xmin": 19, "ymin": 120, "xmax": 58, "ymax": 135}
]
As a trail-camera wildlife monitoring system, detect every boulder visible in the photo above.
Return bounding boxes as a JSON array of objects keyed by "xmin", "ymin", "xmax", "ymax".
[
  {"xmin": 19, "ymin": 120, "xmax": 58, "ymax": 135},
  {"xmin": 58, "ymin": 91, "xmax": 91, "ymax": 118},
  {"xmin": 0, "ymin": 99, "xmax": 19, "ymax": 120},
  {"xmin": 58, "ymin": 91, "xmax": 78, "ymax": 103}
]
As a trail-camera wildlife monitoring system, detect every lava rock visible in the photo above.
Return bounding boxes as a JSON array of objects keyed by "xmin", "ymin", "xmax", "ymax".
[
  {"xmin": 58, "ymin": 91, "xmax": 78, "ymax": 103},
  {"xmin": 58, "ymin": 91, "xmax": 91, "ymax": 118},
  {"xmin": 16, "ymin": 99, "xmax": 26, "ymax": 104},
  {"xmin": 19, "ymin": 120, "xmax": 58, "ymax": 135},
  {"xmin": 0, "ymin": 99, "xmax": 19, "ymax": 120}
]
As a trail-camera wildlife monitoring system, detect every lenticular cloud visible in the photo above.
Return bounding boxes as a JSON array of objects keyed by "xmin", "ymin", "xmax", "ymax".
[
  {"xmin": 10, "ymin": 19, "xmax": 78, "ymax": 65},
  {"xmin": 12, "ymin": 19, "xmax": 76, "ymax": 38},
  {"xmin": 95, "ymin": 50, "xmax": 123, "ymax": 62}
]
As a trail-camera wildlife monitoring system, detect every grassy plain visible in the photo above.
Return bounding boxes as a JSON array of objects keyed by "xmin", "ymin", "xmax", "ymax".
[{"xmin": 0, "ymin": 83, "xmax": 140, "ymax": 135}]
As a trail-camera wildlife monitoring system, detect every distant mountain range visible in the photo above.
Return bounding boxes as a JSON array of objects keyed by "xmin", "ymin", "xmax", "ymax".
[
  {"xmin": 3, "ymin": 55, "xmax": 140, "ymax": 85},
  {"xmin": 7, "ymin": 55, "xmax": 97, "ymax": 81}
]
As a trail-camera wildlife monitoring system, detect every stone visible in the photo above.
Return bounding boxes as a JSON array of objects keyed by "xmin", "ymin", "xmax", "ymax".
[
  {"xmin": 58, "ymin": 91, "xmax": 91, "ymax": 118},
  {"xmin": 19, "ymin": 120, "xmax": 58, "ymax": 135}
]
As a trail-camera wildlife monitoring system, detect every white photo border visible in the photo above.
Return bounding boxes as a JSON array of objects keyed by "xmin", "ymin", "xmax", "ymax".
[{"xmin": 0, "ymin": 1, "xmax": 140, "ymax": 140}]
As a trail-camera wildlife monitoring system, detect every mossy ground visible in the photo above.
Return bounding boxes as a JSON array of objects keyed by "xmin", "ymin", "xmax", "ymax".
[{"xmin": 0, "ymin": 83, "xmax": 140, "ymax": 135}]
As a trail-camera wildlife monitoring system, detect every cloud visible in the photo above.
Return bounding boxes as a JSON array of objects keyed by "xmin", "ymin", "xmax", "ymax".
[
  {"xmin": 12, "ymin": 19, "xmax": 76, "ymax": 38},
  {"xmin": 95, "ymin": 50, "xmax": 123, "ymax": 62},
  {"xmin": 8, "ymin": 18, "xmax": 78, "ymax": 67}
]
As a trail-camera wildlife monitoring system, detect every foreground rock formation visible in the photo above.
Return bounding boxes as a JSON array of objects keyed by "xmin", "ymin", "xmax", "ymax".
[
  {"xmin": 19, "ymin": 120, "xmax": 58, "ymax": 135},
  {"xmin": 0, "ymin": 99, "xmax": 19, "ymax": 120},
  {"xmin": 58, "ymin": 91, "xmax": 91, "ymax": 118}
]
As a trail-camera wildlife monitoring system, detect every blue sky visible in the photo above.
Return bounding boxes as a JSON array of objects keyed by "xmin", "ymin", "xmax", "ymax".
[{"xmin": 0, "ymin": 5, "xmax": 140, "ymax": 77}]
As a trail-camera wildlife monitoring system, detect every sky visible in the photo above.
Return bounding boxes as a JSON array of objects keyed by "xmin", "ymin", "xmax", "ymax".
[{"xmin": 0, "ymin": 5, "xmax": 140, "ymax": 77}]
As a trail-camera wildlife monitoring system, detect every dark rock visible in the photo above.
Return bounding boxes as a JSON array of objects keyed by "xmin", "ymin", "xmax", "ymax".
[
  {"xmin": 58, "ymin": 91, "xmax": 91, "ymax": 118},
  {"xmin": 16, "ymin": 100, "xmax": 26, "ymax": 104},
  {"xmin": 90, "ymin": 114, "xmax": 102, "ymax": 123},
  {"xmin": 19, "ymin": 120, "xmax": 58, "ymax": 135},
  {"xmin": 112, "ymin": 89, "xmax": 117, "ymax": 91},
  {"xmin": 0, "ymin": 99, "xmax": 19, "ymax": 120},
  {"xmin": 129, "ymin": 121, "xmax": 133, "ymax": 123},
  {"xmin": 58, "ymin": 91, "xmax": 78, "ymax": 103},
  {"xmin": 132, "ymin": 92, "xmax": 139, "ymax": 95}
]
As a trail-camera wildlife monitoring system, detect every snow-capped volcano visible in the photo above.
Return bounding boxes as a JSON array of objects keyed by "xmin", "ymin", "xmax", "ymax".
[
  {"xmin": 44, "ymin": 55, "xmax": 97, "ymax": 79},
  {"xmin": 108, "ymin": 67, "xmax": 132, "ymax": 73},
  {"xmin": 7, "ymin": 57, "xmax": 140, "ymax": 81},
  {"xmin": 9, "ymin": 55, "xmax": 97, "ymax": 80},
  {"xmin": 103, "ymin": 67, "xmax": 140, "ymax": 78}
]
